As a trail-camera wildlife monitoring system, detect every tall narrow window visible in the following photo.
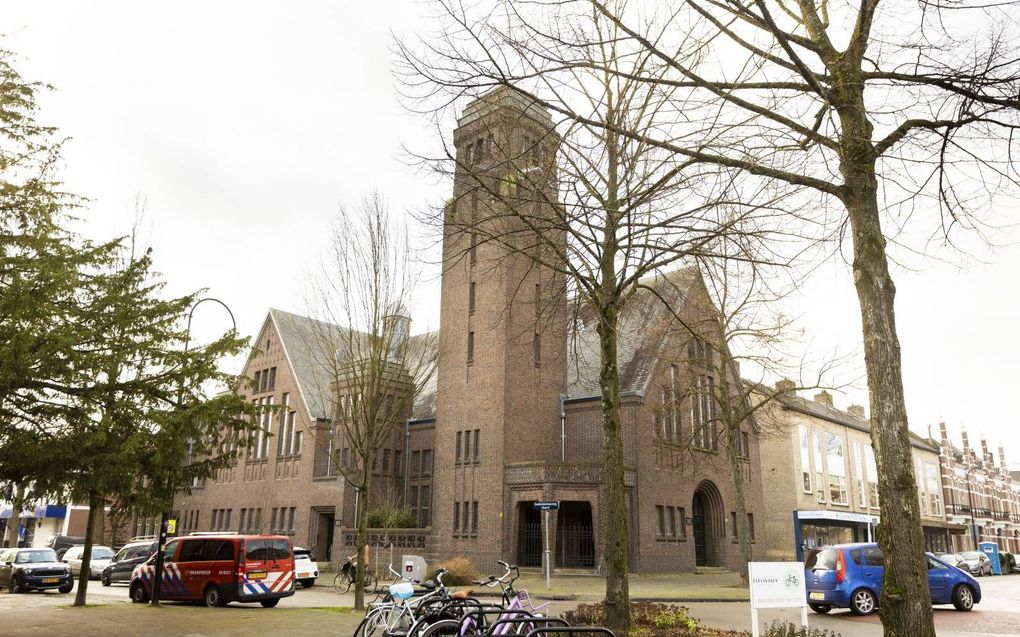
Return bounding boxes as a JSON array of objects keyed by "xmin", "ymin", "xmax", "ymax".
[
  {"xmin": 469, "ymin": 282, "xmax": 476, "ymax": 313},
  {"xmin": 253, "ymin": 370, "xmax": 261, "ymax": 394},
  {"xmin": 463, "ymin": 430, "xmax": 472, "ymax": 461},
  {"xmin": 422, "ymin": 450, "xmax": 433, "ymax": 476},
  {"xmin": 854, "ymin": 442, "xmax": 867, "ymax": 506},
  {"xmin": 455, "ymin": 432, "xmax": 463, "ymax": 463},
  {"xmin": 267, "ymin": 367, "xmax": 276, "ymax": 391},
  {"xmin": 394, "ymin": 450, "xmax": 401, "ymax": 475},
  {"xmin": 800, "ymin": 427, "xmax": 813, "ymax": 494},
  {"xmin": 534, "ymin": 283, "xmax": 541, "ymax": 316},
  {"xmin": 656, "ymin": 506, "xmax": 665, "ymax": 537},
  {"xmin": 467, "ymin": 332, "xmax": 475, "ymax": 364},
  {"xmin": 278, "ymin": 393, "xmax": 290, "ymax": 456},
  {"xmin": 411, "ymin": 450, "xmax": 421, "ymax": 477},
  {"xmin": 420, "ymin": 486, "xmax": 431, "ymax": 525},
  {"xmin": 471, "ymin": 501, "xmax": 479, "ymax": 533},
  {"xmin": 747, "ymin": 513, "xmax": 755, "ymax": 540},
  {"xmin": 470, "ymin": 233, "xmax": 478, "ymax": 264},
  {"xmin": 383, "ymin": 449, "xmax": 391, "ymax": 473},
  {"xmin": 813, "ymin": 431, "xmax": 826, "ymax": 502},
  {"xmin": 533, "ymin": 333, "xmax": 541, "ymax": 366},
  {"xmin": 259, "ymin": 369, "xmax": 268, "ymax": 393},
  {"xmin": 473, "ymin": 429, "xmax": 480, "ymax": 460},
  {"xmin": 826, "ymin": 432, "xmax": 847, "ymax": 504},
  {"xmin": 453, "ymin": 502, "xmax": 460, "ymax": 534},
  {"xmin": 409, "ymin": 486, "xmax": 419, "ymax": 523}
]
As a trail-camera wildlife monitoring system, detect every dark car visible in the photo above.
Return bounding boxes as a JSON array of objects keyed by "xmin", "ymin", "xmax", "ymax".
[
  {"xmin": 0, "ymin": 547, "xmax": 73, "ymax": 593},
  {"xmin": 48, "ymin": 535, "xmax": 85, "ymax": 560},
  {"xmin": 100, "ymin": 540, "xmax": 158, "ymax": 586},
  {"xmin": 804, "ymin": 543, "xmax": 981, "ymax": 615}
]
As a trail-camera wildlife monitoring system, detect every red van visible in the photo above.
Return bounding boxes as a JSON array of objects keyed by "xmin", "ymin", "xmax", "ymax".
[{"xmin": 129, "ymin": 533, "xmax": 295, "ymax": 607}]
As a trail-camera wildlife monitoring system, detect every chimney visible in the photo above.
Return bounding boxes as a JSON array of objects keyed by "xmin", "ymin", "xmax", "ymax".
[
  {"xmin": 981, "ymin": 438, "xmax": 991, "ymax": 465},
  {"xmin": 939, "ymin": 421, "xmax": 948, "ymax": 441},
  {"xmin": 813, "ymin": 391, "xmax": 833, "ymax": 407},
  {"xmin": 1000, "ymin": 446, "xmax": 1008, "ymax": 471},
  {"xmin": 961, "ymin": 428, "xmax": 970, "ymax": 452},
  {"xmin": 847, "ymin": 405, "xmax": 866, "ymax": 419},
  {"xmin": 775, "ymin": 379, "xmax": 796, "ymax": 393}
]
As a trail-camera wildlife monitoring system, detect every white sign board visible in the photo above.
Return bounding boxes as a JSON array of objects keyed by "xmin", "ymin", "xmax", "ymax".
[
  {"xmin": 748, "ymin": 562, "xmax": 807, "ymax": 637},
  {"xmin": 749, "ymin": 561, "xmax": 807, "ymax": 608}
]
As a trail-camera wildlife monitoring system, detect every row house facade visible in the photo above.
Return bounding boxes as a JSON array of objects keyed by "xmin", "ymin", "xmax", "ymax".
[
  {"xmin": 758, "ymin": 387, "xmax": 961, "ymax": 561},
  {"xmin": 931, "ymin": 424, "xmax": 1020, "ymax": 553}
]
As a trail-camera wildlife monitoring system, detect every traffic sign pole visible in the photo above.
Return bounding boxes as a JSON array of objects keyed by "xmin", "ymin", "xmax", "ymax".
[{"xmin": 532, "ymin": 501, "xmax": 559, "ymax": 590}]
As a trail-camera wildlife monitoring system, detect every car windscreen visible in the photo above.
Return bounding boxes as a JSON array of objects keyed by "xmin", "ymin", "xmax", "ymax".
[
  {"xmin": 92, "ymin": 548, "xmax": 115, "ymax": 559},
  {"xmin": 804, "ymin": 548, "xmax": 837, "ymax": 570},
  {"xmin": 960, "ymin": 551, "xmax": 982, "ymax": 560},
  {"xmin": 15, "ymin": 549, "xmax": 59, "ymax": 564}
]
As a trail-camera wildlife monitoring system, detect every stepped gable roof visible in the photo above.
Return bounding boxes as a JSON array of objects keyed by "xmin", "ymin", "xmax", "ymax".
[
  {"xmin": 774, "ymin": 390, "xmax": 939, "ymax": 454},
  {"xmin": 268, "ymin": 308, "xmax": 439, "ymax": 421},
  {"xmin": 567, "ymin": 266, "xmax": 701, "ymax": 398}
]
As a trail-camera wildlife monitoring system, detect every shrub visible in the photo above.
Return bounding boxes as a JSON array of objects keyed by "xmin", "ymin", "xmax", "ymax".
[
  {"xmin": 652, "ymin": 607, "xmax": 698, "ymax": 631},
  {"xmin": 429, "ymin": 556, "xmax": 478, "ymax": 586},
  {"xmin": 565, "ymin": 602, "xmax": 698, "ymax": 632},
  {"xmin": 365, "ymin": 506, "xmax": 418, "ymax": 529},
  {"xmin": 763, "ymin": 621, "xmax": 842, "ymax": 637}
]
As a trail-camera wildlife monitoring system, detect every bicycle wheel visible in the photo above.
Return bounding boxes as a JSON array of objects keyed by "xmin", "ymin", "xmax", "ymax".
[
  {"xmin": 334, "ymin": 571, "xmax": 353, "ymax": 594},
  {"xmin": 417, "ymin": 619, "xmax": 462, "ymax": 637},
  {"xmin": 355, "ymin": 609, "xmax": 388, "ymax": 637},
  {"xmin": 363, "ymin": 570, "xmax": 379, "ymax": 593}
]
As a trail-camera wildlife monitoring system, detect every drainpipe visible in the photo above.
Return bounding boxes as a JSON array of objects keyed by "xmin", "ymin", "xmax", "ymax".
[
  {"xmin": 403, "ymin": 418, "xmax": 412, "ymax": 505},
  {"xmin": 559, "ymin": 394, "xmax": 566, "ymax": 462}
]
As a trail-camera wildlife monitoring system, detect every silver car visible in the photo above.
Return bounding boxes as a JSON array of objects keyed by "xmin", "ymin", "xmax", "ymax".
[
  {"xmin": 62, "ymin": 545, "xmax": 115, "ymax": 579},
  {"xmin": 956, "ymin": 551, "xmax": 993, "ymax": 577}
]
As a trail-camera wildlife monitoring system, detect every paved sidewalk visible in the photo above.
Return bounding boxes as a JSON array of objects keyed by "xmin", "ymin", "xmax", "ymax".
[{"xmin": 467, "ymin": 571, "xmax": 750, "ymax": 602}]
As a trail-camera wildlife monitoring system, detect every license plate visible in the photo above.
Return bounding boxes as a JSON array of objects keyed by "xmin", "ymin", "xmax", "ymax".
[
  {"xmin": 43, "ymin": 578, "xmax": 60, "ymax": 584},
  {"xmin": 809, "ymin": 592, "xmax": 825, "ymax": 600},
  {"xmin": 298, "ymin": 572, "xmax": 311, "ymax": 578},
  {"xmin": 248, "ymin": 572, "xmax": 267, "ymax": 580}
]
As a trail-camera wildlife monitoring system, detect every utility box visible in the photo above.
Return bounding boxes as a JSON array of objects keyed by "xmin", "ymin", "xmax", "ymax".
[
  {"xmin": 402, "ymin": 555, "xmax": 427, "ymax": 582},
  {"xmin": 979, "ymin": 542, "xmax": 1002, "ymax": 575}
]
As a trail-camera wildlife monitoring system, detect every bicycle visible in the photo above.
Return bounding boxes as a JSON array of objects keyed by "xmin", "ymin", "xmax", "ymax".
[
  {"xmin": 357, "ymin": 565, "xmax": 469, "ymax": 637},
  {"xmin": 334, "ymin": 554, "xmax": 379, "ymax": 594},
  {"xmin": 418, "ymin": 561, "xmax": 551, "ymax": 637}
]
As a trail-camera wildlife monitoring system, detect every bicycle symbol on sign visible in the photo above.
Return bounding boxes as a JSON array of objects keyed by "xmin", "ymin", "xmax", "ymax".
[{"xmin": 785, "ymin": 574, "xmax": 801, "ymax": 587}]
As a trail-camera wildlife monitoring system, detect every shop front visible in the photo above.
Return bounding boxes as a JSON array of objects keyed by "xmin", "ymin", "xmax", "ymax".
[{"xmin": 793, "ymin": 510, "xmax": 879, "ymax": 561}]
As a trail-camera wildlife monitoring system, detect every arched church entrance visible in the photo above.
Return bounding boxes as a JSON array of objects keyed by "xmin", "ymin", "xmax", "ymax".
[{"xmin": 692, "ymin": 480, "xmax": 725, "ymax": 567}]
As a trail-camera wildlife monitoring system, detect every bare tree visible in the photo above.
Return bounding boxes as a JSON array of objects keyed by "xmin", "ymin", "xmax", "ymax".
[
  {"xmin": 399, "ymin": 1, "xmax": 1020, "ymax": 633},
  {"xmin": 303, "ymin": 193, "xmax": 437, "ymax": 610},
  {"xmin": 398, "ymin": 6, "xmax": 797, "ymax": 629}
]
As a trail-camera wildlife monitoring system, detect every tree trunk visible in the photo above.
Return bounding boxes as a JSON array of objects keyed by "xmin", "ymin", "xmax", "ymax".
[
  {"xmin": 596, "ymin": 301, "xmax": 630, "ymax": 634},
  {"xmin": 4, "ymin": 484, "xmax": 26, "ymax": 547},
  {"xmin": 354, "ymin": 464, "xmax": 372, "ymax": 610},
  {"xmin": 722, "ymin": 411, "xmax": 752, "ymax": 587},
  {"xmin": 73, "ymin": 493, "xmax": 98, "ymax": 606},
  {"xmin": 839, "ymin": 93, "xmax": 936, "ymax": 637}
]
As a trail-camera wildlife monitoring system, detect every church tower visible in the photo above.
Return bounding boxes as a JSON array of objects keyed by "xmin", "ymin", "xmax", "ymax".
[{"xmin": 432, "ymin": 88, "xmax": 567, "ymax": 565}]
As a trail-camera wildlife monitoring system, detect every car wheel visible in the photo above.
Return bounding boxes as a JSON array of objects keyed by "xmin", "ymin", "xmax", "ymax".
[
  {"xmin": 299, "ymin": 579, "xmax": 315, "ymax": 588},
  {"xmin": 58, "ymin": 582, "xmax": 73, "ymax": 594},
  {"xmin": 203, "ymin": 585, "xmax": 225, "ymax": 608},
  {"xmin": 850, "ymin": 588, "xmax": 878, "ymax": 616},
  {"xmin": 101, "ymin": 573, "xmax": 111, "ymax": 587},
  {"xmin": 260, "ymin": 598, "xmax": 280, "ymax": 608},
  {"xmin": 130, "ymin": 581, "xmax": 150, "ymax": 604},
  {"xmin": 952, "ymin": 584, "xmax": 975, "ymax": 611},
  {"xmin": 809, "ymin": 603, "xmax": 831, "ymax": 614},
  {"xmin": 8, "ymin": 577, "xmax": 20, "ymax": 594}
]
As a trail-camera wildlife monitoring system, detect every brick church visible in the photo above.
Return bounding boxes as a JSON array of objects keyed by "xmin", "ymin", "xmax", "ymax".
[{"xmin": 171, "ymin": 89, "xmax": 763, "ymax": 573}]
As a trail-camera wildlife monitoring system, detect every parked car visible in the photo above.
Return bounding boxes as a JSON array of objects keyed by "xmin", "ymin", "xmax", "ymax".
[
  {"xmin": 47, "ymin": 535, "xmax": 85, "ymax": 560},
  {"xmin": 957, "ymin": 551, "xmax": 994, "ymax": 576},
  {"xmin": 293, "ymin": 547, "xmax": 318, "ymax": 588},
  {"xmin": 62, "ymin": 545, "xmax": 115, "ymax": 579},
  {"xmin": 0, "ymin": 547, "xmax": 74, "ymax": 593},
  {"xmin": 101, "ymin": 540, "xmax": 158, "ymax": 586},
  {"xmin": 129, "ymin": 534, "xmax": 295, "ymax": 607},
  {"xmin": 804, "ymin": 543, "xmax": 981, "ymax": 615}
]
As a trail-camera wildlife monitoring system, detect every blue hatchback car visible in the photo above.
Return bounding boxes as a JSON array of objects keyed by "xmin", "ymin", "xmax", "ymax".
[{"xmin": 803, "ymin": 543, "xmax": 981, "ymax": 615}]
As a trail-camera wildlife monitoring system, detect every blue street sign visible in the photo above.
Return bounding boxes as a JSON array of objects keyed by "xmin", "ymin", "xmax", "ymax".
[{"xmin": 533, "ymin": 501, "xmax": 559, "ymax": 511}]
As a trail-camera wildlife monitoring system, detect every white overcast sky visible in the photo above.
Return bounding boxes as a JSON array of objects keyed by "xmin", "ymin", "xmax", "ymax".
[{"xmin": 5, "ymin": 1, "xmax": 1018, "ymax": 467}]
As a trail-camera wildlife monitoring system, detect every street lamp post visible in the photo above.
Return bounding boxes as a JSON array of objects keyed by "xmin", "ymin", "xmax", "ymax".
[{"xmin": 151, "ymin": 298, "xmax": 235, "ymax": 605}]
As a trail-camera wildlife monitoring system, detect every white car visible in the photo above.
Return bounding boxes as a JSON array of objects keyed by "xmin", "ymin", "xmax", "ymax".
[
  {"xmin": 62, "ymin": 545, "xmax": 115, "ymax": 579},
  {"xmin": 293, "ymin": 547, "xmax": 318, "ymax": 588}
]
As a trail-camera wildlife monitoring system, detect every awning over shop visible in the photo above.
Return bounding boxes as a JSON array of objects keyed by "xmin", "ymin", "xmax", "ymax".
[
  {"xmin": 0, "ymin": 504, "xmax": 67, "ymax": 519},
  {"xmin": 796, "ymin": 509, "xmax": 880, "ymax": 525}
]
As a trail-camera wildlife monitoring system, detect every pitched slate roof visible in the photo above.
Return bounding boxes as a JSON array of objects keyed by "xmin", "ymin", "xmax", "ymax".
[
  {"xmin": 268, "ymin": 308, "xmax": 438, "ymax": 421},
  {"xmin": 567, "ymin": 266, "xmax": 701, "ymax": 397},
  {"xmin": 773, "ymin": 390, "xmax": 939, "ymax": 453}
]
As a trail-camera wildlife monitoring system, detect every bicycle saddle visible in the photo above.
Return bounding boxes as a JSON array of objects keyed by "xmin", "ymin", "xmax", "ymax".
[{"xmin": 449, "ymin": 589, "xmax": 473, "ymax": 599}]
